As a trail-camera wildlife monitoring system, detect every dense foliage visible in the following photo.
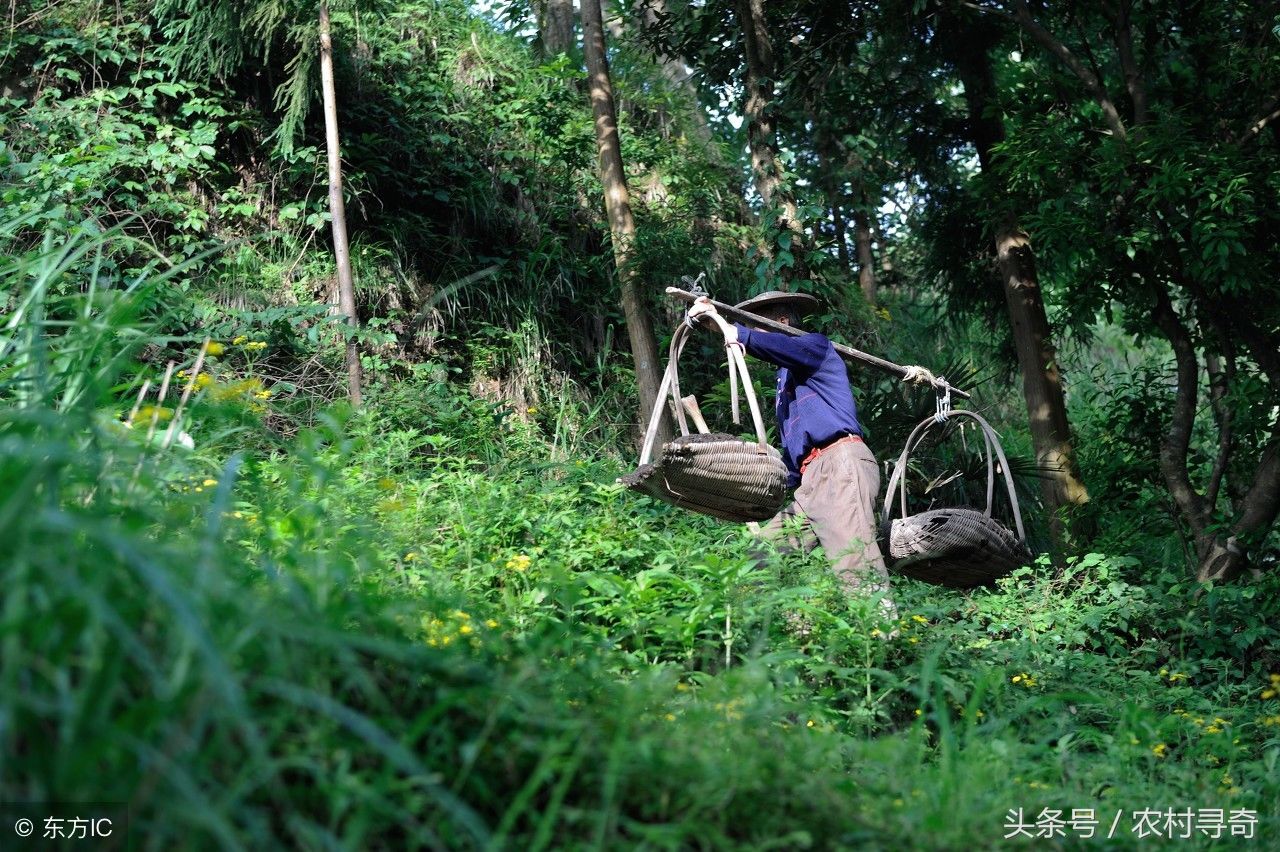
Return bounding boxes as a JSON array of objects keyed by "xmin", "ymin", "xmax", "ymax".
[{"xmin": 2, "ymin": 0, "xmax": 1278, "ymax": 847}]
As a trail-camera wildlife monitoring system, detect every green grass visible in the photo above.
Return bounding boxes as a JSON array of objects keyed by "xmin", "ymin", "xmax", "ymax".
[{"xmin": 3, "ymin": 226, "xmax": 1278, "ymax": 848}]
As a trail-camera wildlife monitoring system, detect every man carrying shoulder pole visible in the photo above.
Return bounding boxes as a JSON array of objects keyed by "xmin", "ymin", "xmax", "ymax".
[{"xmin": 687, "ymin": 292, "xmax": 898, "ymax": 628}]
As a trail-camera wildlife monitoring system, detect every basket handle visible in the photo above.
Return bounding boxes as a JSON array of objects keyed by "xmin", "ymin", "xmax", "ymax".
[
  {"xmin": 638, "ymin": 323, "xmax": 689, "ymax": 466},
  {"xmin": 728, "ymin": 341, "xmax": 770, "ymax": 453},
  {"xmin": 880, "ymin": 410, "xmax": 1027, "ymax": 543},
  {"xmin": 638, "ymin": 322, "xmax": 771, "ymax": 465}
]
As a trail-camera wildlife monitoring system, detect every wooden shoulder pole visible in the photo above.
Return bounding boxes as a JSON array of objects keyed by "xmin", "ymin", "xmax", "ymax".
[{"xmin": 664, "ymin": 287, "xmax": 972, "ymax": 400}]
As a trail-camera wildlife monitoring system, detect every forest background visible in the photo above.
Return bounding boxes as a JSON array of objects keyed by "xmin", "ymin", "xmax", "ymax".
[{"xmin": 2, "ymin": 0, "xmax": 1279, "ymax": 847}]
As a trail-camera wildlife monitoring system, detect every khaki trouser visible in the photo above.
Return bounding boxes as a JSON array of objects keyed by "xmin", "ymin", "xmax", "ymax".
[{"xmin": 753, "ymin": 439, "xmax": 896, "ymax": 616}]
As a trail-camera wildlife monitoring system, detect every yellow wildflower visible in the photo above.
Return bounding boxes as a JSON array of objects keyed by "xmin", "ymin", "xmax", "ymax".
[
  {"xmin": 202, "ymin": 479, "xmax": 217, "ymax": 486},
  {"xmin": 527, "ymin": 406, "xmax": 538, "ymax": 415},
  {"xmin": 205, "ymin": 342, "xmax": 225, "ymax": 356},
  {"xmin": 1152, "ymin": 743, "xmax": 1167, "ymax": 758},
  {"xmin": 1167, "ymin": 672, "xmax": 1188, "ymax": 682},
  {"xmin": 1205, "ymin": 725, "xmax": 1222, "ymax": 734},
  {"xmin": 1012, "ymin": 675, "xmax": 1022, "ymax": 683},
  {"xmin": 908, "ymin": 636, "xmax": 920, "ymax": 644},
  {"xmin": 246, "ymin": 341, "xmax": 267, "ymax": 352},
  {"xmin": 136, "ymin": 404, "xmax": 173, "ymax": 422},
  {"xmin": 664, "ymin": 713, "xmax": 675, "ymax": 721},
  {"xmin": 194, "ymin": 373, "xmax": 214, "ymax": 389},
  {"xmin": 1263, "ymin": 689, "xmax": 1277, "ymax": 700},
  {"xmin": 377, "ymin": 477, "xmax": 396, "ymax": 491},
  {"xmin": 232, "ymin": 335, "xmax": 248, "ymax": 345},
  {"xmin": 1270, "ymin": 673, "xmax": 1280, "ymax": 684},
  {"xmin": 485, "ymin": 619, "xmax": 498, "ymax": 629},
  {"xmin": 912, "ymin": 614, "xmax": 928, "ymax": 624},
  {"xmin": 807, "ymin": 720, "xmax": 815, "ymax": 727},
  {"xmin": 505, "ymin": 553, "xmax": 532, "ymax": 572},
  {"xmin": 914, "ymin": 708, "xmax": 922, "ymax": 717},
  {"xmin": 459, "ymin": 624, "xmax": 473, "ymax": 635},
  {"xmin": 404, "ymin": 552, "xmax": 418, "ymax": 562}
]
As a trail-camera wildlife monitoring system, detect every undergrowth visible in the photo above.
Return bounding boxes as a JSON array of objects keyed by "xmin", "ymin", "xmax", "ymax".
[{"xmin": 2, "ymin": 225, "xmax": 1277, "ymax": 849}]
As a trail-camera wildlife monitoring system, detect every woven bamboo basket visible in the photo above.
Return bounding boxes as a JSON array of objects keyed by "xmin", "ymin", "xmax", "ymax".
[
  {"xmin": 880, "ymin": 410, "xmax": 1033, "ymax": 588},
  {"xmin": 619, "ymin": 323, "xmax": 788, "ymax": 523}
]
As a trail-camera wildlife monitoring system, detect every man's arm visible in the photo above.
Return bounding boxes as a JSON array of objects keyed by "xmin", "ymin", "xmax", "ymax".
[{"xmin": 736, "ymin": 325, "xmax": 829, "ymax": 372}]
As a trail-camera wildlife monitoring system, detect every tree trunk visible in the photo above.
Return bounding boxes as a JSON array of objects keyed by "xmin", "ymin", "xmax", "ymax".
[
  {"xmin": 873, "ymin": 217, "xmax": 892, "ymax": 274},
  {"xmin": 635, "ymin": 0, "xmax": 713, "ymax": 143},
  {"xmin": 812, "ymin": 130, "xmax": 851, "ymax": 272},
  {"xmin": 581, "ymin": 0, "xmax": 667, "ymax": 442},
  {"xmin": 995, "ymin": 223, "xmax": 1090, "ymax": 545},
  {"xmin": 536, "ymin": 0, "xmax": 576, "ymax": 57},
  {"xmin": 830, "ymin": 202, "xmax": 851, "ymax": 271},
  {"xmin": 946, "ymin": 12, "xmax": 1089, "ymax": 549},
  {"xmin": 737, "ymin": 0, "xmax": 799, "ymax": 231},
  {"xmin": 854, "ymin": 204, "xmax": 876, "ymax": 306},
  {"xmin": 319, "ymin": 0, "xmax": 362, "ymax": 406},
  {"xmin": 1150, "ymin": 281, "xmax": 1280, "ymax": 583}
]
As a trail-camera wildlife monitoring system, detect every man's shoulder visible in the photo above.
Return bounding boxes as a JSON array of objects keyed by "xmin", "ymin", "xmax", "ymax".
[{"xmin": 799, "ymin": 331, "xmax": 836, "ymax": 355}]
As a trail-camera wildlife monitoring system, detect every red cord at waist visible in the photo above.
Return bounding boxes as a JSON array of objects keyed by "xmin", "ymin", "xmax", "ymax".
[{"xmin": 799, "ymin": 434, "xmax": 863, "ymax": 477}]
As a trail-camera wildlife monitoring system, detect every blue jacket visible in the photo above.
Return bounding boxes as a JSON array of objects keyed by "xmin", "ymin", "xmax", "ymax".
[{"xmin": 735, "ymin": 325, "xmax": 864, "ymax": 488}]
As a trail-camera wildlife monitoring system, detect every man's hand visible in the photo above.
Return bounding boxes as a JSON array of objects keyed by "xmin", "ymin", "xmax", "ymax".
[
  {"xmin": 687, "ymin": 297, "xmax": 739, "ymax": 346},
  {"xmin": 687, "ymin": 297, "xmax": 718, "ymax": 325}
]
